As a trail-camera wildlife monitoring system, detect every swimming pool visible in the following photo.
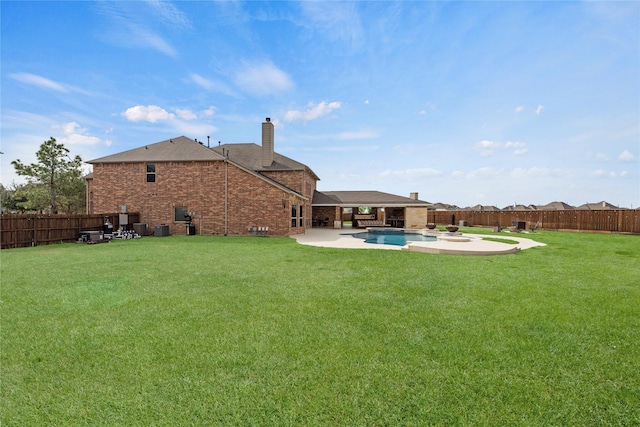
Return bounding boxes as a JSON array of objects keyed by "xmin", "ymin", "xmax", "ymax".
[{"xmin": 351, "ymin": 228, "xmax": 437, "ymax": 246}]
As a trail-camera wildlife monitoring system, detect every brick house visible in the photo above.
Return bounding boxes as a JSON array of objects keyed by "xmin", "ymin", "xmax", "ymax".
[{"xmin": 86, "ymin": 118, "xmax": 317, "ymax": 236}]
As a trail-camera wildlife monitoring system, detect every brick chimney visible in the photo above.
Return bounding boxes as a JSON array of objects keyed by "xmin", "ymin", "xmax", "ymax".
[
  {"xmin": 262, "ymin": 117, "xmax": 274, "ymax": 167},
  {"xmin": 410, "ymin": 192, "xmax": 419, "ymax": 200}
]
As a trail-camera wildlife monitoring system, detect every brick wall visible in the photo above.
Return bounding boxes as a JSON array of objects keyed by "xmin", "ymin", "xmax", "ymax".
[
  {"xmin": 88, "ymin": 160, "xmax": 310, "ymax": 236},
  {"xmin": 312, "ymin": 206, "xmax": 337, "ymax": 225},
  {"xmin": 261, "ymin": 169, "xmax": 316, "ymax": 200}
]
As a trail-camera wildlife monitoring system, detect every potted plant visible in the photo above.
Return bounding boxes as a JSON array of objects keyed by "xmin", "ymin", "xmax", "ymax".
[
  {"xmin": 445, "ymin": 225, "xmax": 459, "ymax": 232},
  {"xmin": 426, "ymin": 223, "xmax": 437, "ymax": 229}
]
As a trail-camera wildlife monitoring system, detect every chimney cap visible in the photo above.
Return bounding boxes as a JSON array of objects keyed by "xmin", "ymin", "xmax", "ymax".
[{"xmin": 265, "ymin": 117, "xmax": 271, "ymax": 122}]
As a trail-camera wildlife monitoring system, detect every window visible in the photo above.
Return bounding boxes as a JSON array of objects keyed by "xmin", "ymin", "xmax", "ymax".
[
  {"xmin": 299, "ymin": 205, "xmax": 304, "ymax": 227},
  {"xmin": 174, "ymin": 206, "xmax": 188, "ymax": 222},
  {"xmin": 146, "ymin": 164, "xmax": 156, "ymax": 183},
  {"xmin": 291, "ymin": 204, "xmax": 297, "ymax": 227}
]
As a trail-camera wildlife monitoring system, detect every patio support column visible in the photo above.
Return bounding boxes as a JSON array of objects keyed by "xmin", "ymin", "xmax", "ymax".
[{"xmin": 334, "ymin": 206, "xmax": 342, "ymax": 228}]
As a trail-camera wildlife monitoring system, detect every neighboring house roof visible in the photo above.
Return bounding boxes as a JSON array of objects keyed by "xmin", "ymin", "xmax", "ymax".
[
  {"xmin": 211, "ymin": 143, "xmax": 320, "ymax": 180},
  {"xmin": 431, "ymin": 202, "xmax": 461, "ymax": 211},
  {"xmin": 502, "ymin": 204, "xmax": 534, "ymax": 211},
  {"xmin": 576, "ymin": 201, "xmax": 620, "ymax": 210},
  {"xmin": 313, "ymin": 190, "xmax": 431, "ymax": 207},
  {"xmin": 538, "ymin": 201, "xmax": 575, "ymax": 210},
  {"xmin": 465, "ymin": 204, "xmax": 500, "ymax": 211},
  {"xmin": 87, "ymin": 136, "xmax": 225, "ymax": 163}
]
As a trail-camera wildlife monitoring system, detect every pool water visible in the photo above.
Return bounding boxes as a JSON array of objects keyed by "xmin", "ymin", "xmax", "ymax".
[{"xmin": 352, "ymin": 231, "xmax": 437, "ymax": 246}]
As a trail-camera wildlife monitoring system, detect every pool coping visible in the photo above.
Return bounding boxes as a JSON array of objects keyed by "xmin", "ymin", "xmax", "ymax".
[{"xmin": 291, "ymin": 227, "xmax": 546, "ymax": 255}]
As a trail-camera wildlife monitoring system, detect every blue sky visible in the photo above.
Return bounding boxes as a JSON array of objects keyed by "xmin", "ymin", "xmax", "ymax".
[{"xmin": 2, "ymin": 1, "xmax": 639, "ymax": 208}]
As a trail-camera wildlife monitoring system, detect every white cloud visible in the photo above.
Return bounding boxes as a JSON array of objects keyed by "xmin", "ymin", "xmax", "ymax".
[
  {"xmin": 364, "ymin": 100, "xmax": 370, "ymax": 105},
  {"xmin": 55, "ymin": 122, "xmax": 101, "ymax": 146},
  {"xmin": 515, "ymin": 106, "xmax": 524, "ymax": 113},
  {"xmin": 419, "ymin": 102, "xmax": 436, "ymax": 115},
  {"xmin": 466, "ymin": 167, "xmax": 502, "ymax": 180},
  {"xmin": 122, "ymin": 105, "xmax": 175, "ymax": 123},
  {"xmin": 474, "ymin": 140, "xmax": 527, "ymax": 156},
  {"xmin": 619, "ymin": 150, "xmax": 635, "ymax": 162},
  {"xmin": 190, "ymin": 73, "xmax": 217, "ymax": 90},
  {"xmin": 474, "ymin": 140, "xmax": 501, "ymax": 156},
  {"xmin": 595, "ymin": 153, "xmax": 611, "ymax": 162},
  {"xmin": 591, "ymin": 169, "xmax": 617, "ymax": 178},
  {"xmin": 136, "ymin": 28, "xmax": 177, "ymax": 58},
  {"xmin": 505, "ymin": 141, "xmax": 525, "ymax": 149},
  {"xmin": 284, "ymin": 101, "xmax": 341, "ymax": 122},
  {"xmin": 535, "ymin": 104, "xmax": 544, "ymax": 115},
  {"xmin": 299, "ymin": 1, "xmax": 364, "ymax": 49},
  {"xmin": 201, "ymin": 106, "xmax": 216, "ymax": 117},
  {"xmin": 189, "ymin": 73, "xmax": 234, "ymax": 95},
  {"xmin": 234, "ymin": 62, "xmax": 293, "ymax": 96},
  {"xmin": 96, "ymin": 2, "xmax": 179, "ymax": 58},
  {"xmin": 505, "ymin": 141, "xmax": 527, "ymax": 155},
  {"xmin": 175, "ymin": 109, "xmax": 197, "ymax": 120},
  {"xmin": 146, "ymin": 0, "xmax": 191, "ymax": 29},
  {"xmin": 10, "ymin": 72, "xmax": 68, "ymax": 92}
]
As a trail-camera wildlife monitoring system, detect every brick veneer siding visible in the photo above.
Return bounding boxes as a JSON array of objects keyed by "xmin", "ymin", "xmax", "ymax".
[
  {"xmin": 261, "ymin": 169, "xmax": 316, "ymax": 200},
  {"xmin": 88, "ymin": 160, "xmax": 309, "ymax": 236},
  {"xmin": 312, "ymin": 206, "xmax": 337, "ymax": 225}
]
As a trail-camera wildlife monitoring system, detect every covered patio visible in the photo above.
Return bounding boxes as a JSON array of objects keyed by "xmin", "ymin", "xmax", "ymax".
[{"xmin": 311, "ymin": 190, "xmax": 432, "ymax": 229}]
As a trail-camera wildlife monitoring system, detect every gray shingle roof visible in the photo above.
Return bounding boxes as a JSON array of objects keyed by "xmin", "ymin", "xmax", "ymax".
[
  {"xmin": 313, "ymin": 190, "xmax": 431, "ymax": 207},
  {"xmin": 538, "ymin": 201, "xmax": 576, "ymax": 210},
  {"xmin": 211, "ymin": 143, "xmax": 319, "ymax": 179},
  {"xmin": 576, "ymin": 201, "xmax": 619, "ymax": 210},
  {"xmin": 87, "ymin": 136, "xmax": 225, "ymax": 163}
]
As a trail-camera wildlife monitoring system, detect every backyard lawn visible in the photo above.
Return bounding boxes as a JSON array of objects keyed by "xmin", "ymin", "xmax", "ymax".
[{"xmin": 2, "ymin": 230, "xmax": 639, "ymax": 425}]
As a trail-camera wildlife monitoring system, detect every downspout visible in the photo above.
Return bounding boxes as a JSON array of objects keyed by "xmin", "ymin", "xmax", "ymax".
[
  {"xmin": 85, "ymin": 179, "xmax": 89, "ymax": 214},
  {"xmin": 224, "ymin": 154, "xmax": 228, "ymax": 236}
]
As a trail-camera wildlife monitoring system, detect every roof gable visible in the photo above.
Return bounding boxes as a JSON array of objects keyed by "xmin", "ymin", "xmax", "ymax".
[{"xmin": 87, "ymin": 136, "xmax": 225, "ymax": 163}]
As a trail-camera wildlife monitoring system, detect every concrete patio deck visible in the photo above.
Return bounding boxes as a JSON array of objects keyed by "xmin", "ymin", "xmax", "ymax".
[{"xmin": 291, "ymin": 227, "xmax": 546, "ymax": 255}]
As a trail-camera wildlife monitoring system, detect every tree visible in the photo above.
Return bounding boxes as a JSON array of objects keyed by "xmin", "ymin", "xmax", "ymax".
[
  {"xmin": 11, "ymin": 137, "xmax": 85, "ymax": 214},
  {"xmin": 1, "ymin": 182, "xmax": 34, "ymax": 213},
  {"xmin": 0, "ymin": 183, "xmax": 18, "ymax": 213}
]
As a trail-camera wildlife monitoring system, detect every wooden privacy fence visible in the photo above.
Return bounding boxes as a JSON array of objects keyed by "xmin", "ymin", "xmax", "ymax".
[
  {"xmin": 1, "ymin": 213, "xmax": 140, "ymax": 249},
  {"xmin": 430, "ymin": 209, "xmax": 640, "ymax": 234}
]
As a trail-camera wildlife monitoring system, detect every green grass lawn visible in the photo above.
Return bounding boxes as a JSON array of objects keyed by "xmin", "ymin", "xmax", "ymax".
[{"xmin": 2, "ymin": 230, "xmax": 639, "ymax": 425}]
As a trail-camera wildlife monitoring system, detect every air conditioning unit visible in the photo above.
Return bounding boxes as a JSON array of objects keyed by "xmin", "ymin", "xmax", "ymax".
[{"xmin": 78, "ymin": 230, "xmax": 105, "ymax": 244}]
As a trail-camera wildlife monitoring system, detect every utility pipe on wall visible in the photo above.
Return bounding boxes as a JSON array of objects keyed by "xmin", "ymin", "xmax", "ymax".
[{"xmin": 224, "ymin": 153, "xmax": 229, "ymax": 236}]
